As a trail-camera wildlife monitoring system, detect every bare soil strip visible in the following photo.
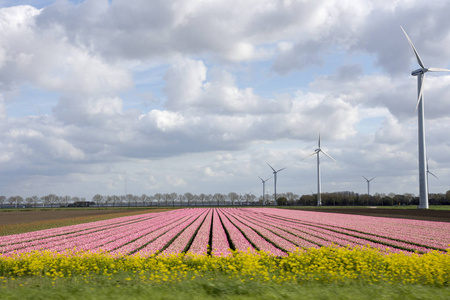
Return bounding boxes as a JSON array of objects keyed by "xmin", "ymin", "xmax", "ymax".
[
  {"xmin": 296, "ymin": 208, "xmax": 450, "ymax": 222},
  {"xmin": 0, "ymin": 209, "xmax": 172, "ymax": 226}
]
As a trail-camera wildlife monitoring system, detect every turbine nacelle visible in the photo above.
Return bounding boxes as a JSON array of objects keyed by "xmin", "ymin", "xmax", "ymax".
[{"xmin": 411, "ymin": 68, "xmax": 427, "ymax": 76}]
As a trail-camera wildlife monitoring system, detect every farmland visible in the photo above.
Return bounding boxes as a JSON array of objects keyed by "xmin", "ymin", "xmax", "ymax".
[
  {"xmin": 0, "ymin": 207, "xmax": 449, "ymax": 256},
  {"xmin": 1, "ymin": 207, "xmax": 449, "ymax": 299}
]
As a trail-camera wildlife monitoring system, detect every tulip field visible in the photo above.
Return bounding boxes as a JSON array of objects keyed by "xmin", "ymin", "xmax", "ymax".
[
  {"xmin": 1, "ymin": 208, "xmax": 450, "ymax": 298},
  {"xmin": 1, "ymin": 207, "xmax": 449, "ymax": 256}
]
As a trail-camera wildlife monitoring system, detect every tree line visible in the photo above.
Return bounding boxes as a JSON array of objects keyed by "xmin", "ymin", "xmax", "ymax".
[{"xmin": 1, "ymin": 190, "xmax": 450, "ymax": 208}]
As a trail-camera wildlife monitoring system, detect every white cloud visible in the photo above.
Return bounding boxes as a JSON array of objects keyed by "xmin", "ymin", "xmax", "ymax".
[{"xmin": 1, "ymin": 0, "xmax": 450, "ymax": 199}]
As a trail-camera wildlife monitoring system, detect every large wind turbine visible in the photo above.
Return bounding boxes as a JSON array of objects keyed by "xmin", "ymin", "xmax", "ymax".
[
  {"xmin": 362, "ymin": 176, "xmax": 375, "ymax": 195},
  {"xmin": 266, "ymin": 163, "xmax": 286, "ymax": 204},
  {"xmin": 302, "ymin": 133, "xmax": 336, "ymax": 206},
  {"xmin": 401, "ymin": 26, "xmax": 450, "ymax": 209},
  {"xmin": 258, "ymin": 176, "xmax": 271, "ymax": 205}
]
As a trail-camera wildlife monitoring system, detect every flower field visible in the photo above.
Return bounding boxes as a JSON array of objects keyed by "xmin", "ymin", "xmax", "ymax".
[
  {"xmin": 0, "ymin": 208, "xmax": 449, "ymax": 256},
  {"xmin": 1, "ymin": 207, "xmax": 450, "ymax": 292}
]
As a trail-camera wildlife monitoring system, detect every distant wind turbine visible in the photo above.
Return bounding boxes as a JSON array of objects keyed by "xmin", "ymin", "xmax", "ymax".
[
  {"xmin": 258, "ymin": 176, "xmax": 271, "ymax": 205},
  {"xmin": 266, "ymin": 163, "xmax": 286, "ymax": 204},
  {"xmin": 401, "ymin": 26, "xmax": 450, "ymax": 209},
  {"xmin": 362, "ymin": 176, "xmax": 375, "ymax": 195},
  {"xmin": 302, "ymin": 133, "xmax": 336, "ymax": 206}
]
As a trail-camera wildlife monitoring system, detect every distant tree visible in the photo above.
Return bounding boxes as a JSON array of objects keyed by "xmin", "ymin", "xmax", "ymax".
[
  {"xmin": 125, "ymin": 194, "xmax": 134, "ymax": 207},
  {"xmin": 119, "ymin": 195, "xmax": 126, "ymax": 207},
  {"xmin": 43, "ymin": 194, "xmax": 58, "ymax": 208},
  {"xmin": 0, "ymin": 196, "xmax": 5, "ymax": 208},
  {"xmin": 7, "ymin": 196, "xmax": 15, "ymax": 208},
  {"xmin": 213, "ymin": 193, "xmax": 223, "ymax": 206},
  {"xmin": 15, "ymin": 196, "xmax": 24, "ymax": 208},
  {"xmin": 110, "ymin": 195, "xmax": 119, "ymax": 207},
  {"xmin": 61, "ymin": 195, "xmax": 71, "ymax": 207},
  {"xmin": 92, "ymin": 194, "xmax": 104, "ymax": 207},
  {"xmin": 193, "ymin": 194, "xmax": 200, "ymax": 206},
  {"xmin": 276, "ymin": 196, "xmax": 287, "ymax": 206},
  {"xmin": 104, "ymin": 195, "xmax": 112, "ymax": 207},
  {"xmin": 162, "ymin": 193, "xmax": 171, "ymax": 206},
  {"xmin": 184, "ymin": 193, "xmax": 194, "ymax": 206},
  {"xmin": 25, "ymin": 197, "xmax": 34, "ymax": 207},
  {"xmin": 228, "ymin": 192, "xmax": 239, "ymax": 206},
  {"xmin": 170, "ymin": 193, "xmax": 178, "ymax": 207},
  {"xmin": 154, "ymin": 193, "xmax": 163, "ymax": 206},
  {"xmin": 30, "ymin": 195, "xmax": 39, "ymax": 208},
  {"xmin": 139, "ymin": 194, "xmax": 148, "ymax": 206}
]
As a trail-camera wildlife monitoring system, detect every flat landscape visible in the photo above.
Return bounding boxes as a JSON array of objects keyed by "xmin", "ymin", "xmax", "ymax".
[
  {"xmin": 296, "ymin": 207, "xmax": 450, "ymax": 222},
  {"xmin": 0, "ymin": 208, "xmax": 168, "ymax": 226}
]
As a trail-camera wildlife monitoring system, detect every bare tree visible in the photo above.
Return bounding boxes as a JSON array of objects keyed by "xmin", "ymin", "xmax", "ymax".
[
  {"xmin": 154, "ymin": 193, "xmax": 162, "ymax": 206},
  {"xmin": 7, "ymin": 196, "xmax": 15, "ymax": 208},
  {"xmin": 213, "ymin": 193, "xmax": 224, "ymax": 206},
  {"xmin": 170, "ymin": 193, "xmax": 178, "ymax": 207},
  {"xmin": 162, "ymin": 193, "xmax": 171, "ymax": 206},
  {"xmin": 92, "ymin": 194, "xmax": 104, "ymax": 207},
  {"xmin": 15, "ymin": 196, "xmax": 24, "ymax": 208},
  {"xmin": 125, "ymin": 194, "xmax": 134, "ymax": 207},
  {"xmin": 198, "ymin": 193, "xmax": 206, "ymax": 206},
  {"xmin": 228, "ymin": 192, "xmax": 239, "ymax": 206},
  {"xmin": 184, "ymin": 193, "xmax": 194, "ymax": 206},
  {"xmin": 0, "ymin": 196, "xmax": 5, "ymax": 208},
  {"xmin": 25, "ymin": 197, "xmax": 34, "ymax": 207}
]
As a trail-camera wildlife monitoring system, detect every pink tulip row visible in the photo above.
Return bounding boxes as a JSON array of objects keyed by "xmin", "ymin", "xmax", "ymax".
[
  {"xmin": 233, "ymin": 209, "xmax": 404, "ymax": 253},
  {"xmin": 211, "ymin": 209, "xmax": 231, "ymax": 256},
  {"xmin": 135, "ymin": 209, "xmax": 208, "ymax": 257},
  {"xmin": 0, "ymin": 213, "xmax": 161, "ymax": 250},
  {"xmin": 215, "ymin": 208, "xmax": 255, "ymax": 253},
  {"xmin": 1, "ymin": 209, "xmax": 201, "ymax": 256},
  {"xmin": 1, "ymin": 208, "xmax": 448, "ymax": 257},
  {"xmin": 187, "ymin": 209, "xmax": 213, "ymax": 255},
  {"xmin": 160, "ymin": 209, "xmax": 211, "ymax": 255},
  {"xmin": 249, "ymin": 208, "xmax": 450, "ymax": 252},
  {"xmin": 219, "ymin": 209, "xmax": 286, "ymax": 256}
]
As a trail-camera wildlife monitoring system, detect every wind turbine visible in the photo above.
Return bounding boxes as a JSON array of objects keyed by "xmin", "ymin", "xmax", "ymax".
[
  {"xmin": 302, "ymin": 133, "xmax": 336, "ymax": 206},
  {"xmin": 362, "ymin": 176, "xmax": 375, "ymax": 195},
  {"xmin": 401, "ymin": 26, "xmax": 450, "ymax": 209},
  {"xmin": 258, "ymin": 176, "xmax": 271, "ymax": 205},
  {"xmin": 266, "ymin": 163, "xmax": 286, "ymax": 204},
  {"xmin": 426, "ymin": 159, "xmax": 438, "ymax": 195}
]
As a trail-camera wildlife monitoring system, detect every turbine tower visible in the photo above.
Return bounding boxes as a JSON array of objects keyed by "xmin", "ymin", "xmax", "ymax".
[
  {"xmin": 302, "ymin": 133, "xmax": 336, "ymax": 206},
  {"xmin": 258, "ymin": 176, "xmax": 271, "ymax": 205},
  {"xmin": 401, "ymin": 26, "xmax": 450, "ymax": 209},
  {"xmin": 266, "ymin": 163, "xmax": 286, "ymax": 204},
  {"xmin": 362, "ymin": 176, "xmax": 375, "ymax": 195}
]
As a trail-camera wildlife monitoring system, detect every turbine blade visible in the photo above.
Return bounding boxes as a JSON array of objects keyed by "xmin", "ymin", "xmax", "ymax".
[
  {"xmin": 301, "ymin": 152, "xmax": 318, "ymax": 161},
  {"xmin": 415, "ymin": 74, "xmax": 425, "ymax": 112},
  {"xmin": 369, "ymin": 177, "xmax": 376, "ymax": 182},
  {"xmin": 428, "ymin": 171, "xmax": 439, "ymax": 180},
  {"xmin": 401, "ymin": 26, "xmax": 425, "ymax": 69},
  {"xmin": 318, "ymin": 132, "xmax": 321, "ymax": 148},
  {"xmin": 277, "ymin": 167, "xmax": 287, "ymax": 173},
  {"xmin": 427, "ymin": 67, "xmax": 450, "ymax": 72},
  {"xmin": 265, "ymin": 177, "xmax": 271, "ymax": 182},
  {"xmin": 266, "ymin": 162, "xmax": 276, "ymax": 172},
  {"xmin": 321, "ymin": 149, "xmax": 336, "ymax": 162},
  {"xmin": 258, "ymin": 176, "xmax": 264, "ymax": 182},
  {"xmin": 362, "ymin": 175, "xmax": 369, "ymax": 181}
]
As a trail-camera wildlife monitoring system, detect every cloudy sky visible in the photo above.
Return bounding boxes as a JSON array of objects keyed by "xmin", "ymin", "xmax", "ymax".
[{"xmin": 1, "ymin": 0, "xmax": 450, "ymax": 199}]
